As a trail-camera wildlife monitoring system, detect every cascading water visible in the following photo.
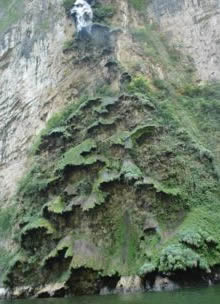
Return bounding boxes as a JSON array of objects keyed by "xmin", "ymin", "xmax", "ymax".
[{"xmin": 70, "ymin": 0, "xmax": 93, "ymax": 33}]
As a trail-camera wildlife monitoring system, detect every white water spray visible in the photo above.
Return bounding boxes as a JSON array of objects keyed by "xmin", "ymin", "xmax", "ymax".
[{"xmin": 70, "ymin": 0, "xmax": 93, "ymax": 33}]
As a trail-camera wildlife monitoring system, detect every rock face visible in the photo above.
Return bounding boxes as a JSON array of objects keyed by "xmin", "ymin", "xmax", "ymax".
[
  {"xmin": 0, "ymin": 0, "xmax": 219, "ymax": 210},
  {"xmin": 152, "ymin": 276, "xmax": 179, "ymax": 292},
  {"xmin": 149, "ymin": 0, "xmax": 220, "ymax": 81},
  {"xmin": 115, "ymin": 276, "xmax": 143, "ymax": 294},
  {"xmin": 0, "ymin": 0, "xmax": 73, "ymax": 203},
  {"xmin": 0, "ymin": 0, "xmax": 220, "ymax": 299},
  {"xmin": 0, "ymin": 288, "xmax": 8, "ymax": 299}
]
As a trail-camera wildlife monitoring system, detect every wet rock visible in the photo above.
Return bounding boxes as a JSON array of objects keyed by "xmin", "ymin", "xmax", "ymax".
[
  {"xmin": 143, "ymin": 217, "xmax": 158, "ymax": 232},
  {"xmin": 12, "ymin": 286, "xmax": 33, "ymax": 298},
  {"xmin": 152, "ymin": 276, "xmax": 179, "ymax": 292},
  {"xmin": 0, "ymin": 288, "xmax": 9, "ymax": 299},
  {"xmin": 100, "ymin": 286, "xmax": 112, "ymax": 295},
  {"xmin": 115, "ymin": 275, "xmax": 143, "ymax": 294},
  {"xmin": 36, "ymin": 283, "xmax": 66, "ymax": 298}
]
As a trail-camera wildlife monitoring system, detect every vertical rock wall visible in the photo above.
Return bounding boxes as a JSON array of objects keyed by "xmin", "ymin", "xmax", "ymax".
[
  {"xmin": 149, "ymin": 0, "xmax": 220, "ymax": 81},
  {"xmin": 0, "ymin": 0, "xmax": 220, "ymax": 207},
  {"xmin": 0, "ymin": 0, "xmax": 74, "ymax": 203}
]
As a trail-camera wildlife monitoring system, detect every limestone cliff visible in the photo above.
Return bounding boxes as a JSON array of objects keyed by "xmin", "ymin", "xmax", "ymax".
[{"xmin": 0, "ymin": 0, "xmax": 219, "ymax": 298}]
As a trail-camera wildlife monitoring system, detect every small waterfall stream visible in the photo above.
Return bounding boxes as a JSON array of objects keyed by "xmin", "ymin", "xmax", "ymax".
[{"xmin": 70, "ymin": 0, "xmax": 93, "ymax": 33}]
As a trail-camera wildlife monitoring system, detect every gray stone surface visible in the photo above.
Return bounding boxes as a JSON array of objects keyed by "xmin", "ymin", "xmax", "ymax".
[{"xmin": 149, "ymin": 0, "xmax": 220, "ymax": 81}]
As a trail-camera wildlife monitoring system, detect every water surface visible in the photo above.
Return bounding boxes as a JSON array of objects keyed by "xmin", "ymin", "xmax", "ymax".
[{"xmin": 1, "ymin": 285, "xmax": 220, "ymax": 304}]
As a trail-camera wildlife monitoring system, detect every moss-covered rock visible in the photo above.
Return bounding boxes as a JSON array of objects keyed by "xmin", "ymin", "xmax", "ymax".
[{"xmin": 5, "ymin": 81, "xmax": 220, "ymax": 295}]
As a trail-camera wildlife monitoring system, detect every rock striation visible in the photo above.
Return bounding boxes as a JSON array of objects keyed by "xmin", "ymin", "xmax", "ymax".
[
  {"xmin": 149, "ymin": 0, "xmax": 220, "ymax": 81},
  {"xmin": 0, "ymin": 0, "xmax": 220, "ymax": 298}
]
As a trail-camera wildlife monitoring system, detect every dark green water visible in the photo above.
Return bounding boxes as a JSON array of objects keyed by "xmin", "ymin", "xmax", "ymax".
[{"xmin": 1, "ymin": 285, "xmax": 220, "ymax": 304}]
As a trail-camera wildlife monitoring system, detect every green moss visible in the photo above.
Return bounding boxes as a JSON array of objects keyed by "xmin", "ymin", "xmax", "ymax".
[
  {"xmin": 7, "ymin": 79, "xmax": 220, "ymax": 288},
  {"xmin": 139, "ymin": 262, "xmax": 156, "ymax": 276},
  {"xmin": 131, "ymin": 25, "xmax": 190, "ymax": 87},
  {"xmin": 127, "ymin": 76, "xmax": 150, "ymax": 95},
  {"xmin": 152, "ymin": 204, "xmax": 220, "ymax": 273},
  {"xmin": 158, "ymin": 244, "xmax": 209, "ymax": 272},
  {"xmin": 179, "ymin": 229, "xmax": 216, "ymax": 249},
  {"xmin": 136, "ymin": 177, "xmax": 180, "ymax": 196},
  {"xmin": 93, "ymin": 3, "xmax": 116, "ymax": 24},
  {"xmin": 62, "ymin": 0, "xmax": 74, "ymax": 13},
  {"xmin": 31, "ymin": 98, "xmax": 85, "ymax": 154},
  {"xmin": 128, "ymin": 0, "xmax": 152, "ymax": 11},
  {"xmin": 18, "ymin": 167, "xmax": 57, "ymax": 197},
  {"xmin": 82, "ymin": 167, "xmax": 120, "ymax": 211},
  {"xmin": 63, "ymin": 39, "xmax": 75, "ymax": 52},
  {"xmin": 56, "ymin": 139, "xmax": 97, "ymax": 171},
  {"xmin": 70, "ymin": 245, "xmax": 104, "ymax": 271},
  {"xmin": 93, "ymin": 96, "xmax": 118, "ymax": 114},
  {"xmin": 108, "ymin": 131, "xmax": 132, "ymax": 148},
  {"xmin": 121, "ymin": 160, "xmax": 143, "ymax": 181},
  {"xmin": 0, "ymin": 206, "xmax": 15, "ymax": 238},
  {"xmin": 22, "ymin": 217, "xmax": 56, "ymax": 236},
  {"xmin": 43, "ymin": 197, "xmax": 66, "ymax": 215},
  {"xmin": 107, "ymin": 212, "xmax": 141, "ymax": 275},
  {"xmin": 130, "ymin": 124, "xmax": 158, "ymax": 142},
  {"xmin": 42, "ymin": 233, "xmax": 74, "ymax": 266},
  {"xmin": 87, "ymin": 117, "xmax": 118, "ymax": 133}
]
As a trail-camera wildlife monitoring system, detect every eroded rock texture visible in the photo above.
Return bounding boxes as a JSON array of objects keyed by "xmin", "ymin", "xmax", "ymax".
[
  {"xmin": 149, "ymin": 0, "xmax": 220, "ymax": 81},
  {"xmin": 0, "ymin": 0, "xmax": 220, "ymax": 298}
]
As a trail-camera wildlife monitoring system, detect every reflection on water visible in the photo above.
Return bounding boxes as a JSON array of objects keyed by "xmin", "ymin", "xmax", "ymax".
[{"xmin": 1, "ymin": 285, "xmax": 220, "ymax": 304}]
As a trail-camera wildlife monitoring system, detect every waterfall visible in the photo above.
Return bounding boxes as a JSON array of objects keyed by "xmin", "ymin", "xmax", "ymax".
[{"xmin": 70, "ymin": 0, "xmax": 93, "ymax": 33}]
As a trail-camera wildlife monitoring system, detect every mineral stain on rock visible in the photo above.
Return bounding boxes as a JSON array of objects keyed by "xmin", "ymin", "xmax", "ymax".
[{"xmin": 0, "ymin": 0, "xmax": 220, "ymax": 299}]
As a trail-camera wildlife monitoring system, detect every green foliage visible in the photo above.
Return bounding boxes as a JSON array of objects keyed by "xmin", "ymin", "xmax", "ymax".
[
  {"xmin": 0, "ymin": 207, "xmax": 15, "ymax": 238},
  {"xmin": 44, "ymin": 197, "xmax": 65, "ymax": 215},
  {"xmin": 0, "ymin": 248, "xmax": 14, "ymax": 283},
  {"xmin": 109, "ymin": 131, "xmax": 132, "ymax": 148},
  {"xmin": 131, "ymin": 25, "xmax": 189, "ymax": 87},
  {"xmin": 17, "ymin": 165, "xmax": 57, "ymax": 197},
  {"xmin": 42, "ymin": 233, "xmax": 74, "ymax": 266},
  {"xmin": 127, "ymin": 76, "xmax": 150, "ymax": 95},
  {"xmin": 136, "ymin": 177, "xmax": 180, "ymax": 196},
  {"xmin": 179, "ymin": 229, "xmax": 217, "ymax": 249},
  {"xmin": 31, "ymin": 99, "xmax": 85, "ymax": 154},
  {"xmin": 62, "ymin": 0, "xmax": 74, "ymax": 13},
  {"xmin": 7, "ymin": 76, "xmax": 220, "ymax": 288},
  {"xmin": 130, "ymin": 124, "xmax": 158, "ymax": 142},
  {"xmin": 56, "ymin": 139, "xmax": 97, "ymax": 171},
  {"xmin": 63, "ymin": 39, "xmax": 75, "ymax": 52},
  {"xmin": 121, "ymin": 160, "xmax": 143, "ymax": 181},
  {"xmin": 108, "ymin": 212, "xmax": 140, "ymax": 275},
  {"xmin": 159, "ymin": 244, "xmax": 209, "ymax": 272},
  {"xmin": 128, "ymin": 0, "xmax": 152, "ymax": 11},
  {"xmin": 139, "ymin": 262, "xmax": 156, "ymax": 275},
  {"xmin": 87, "ymin": 117, "xmax": 117, "ymax": 132},
  {"xmin": 93, "ymin": 3, "xmax": 116, "ymax": 24},
  {"xmin": 93, "ymin": 96, "xmax": 118, "ymax": 114},
  {"xmin": 80, "ymin": 167, "xmax": 120, "ymax": 211},
  {"xmin": 22, "ymin": 217, "xmax": 56, "ymax": 236},
  {"xmin": 180, "ymin": 82, "xmax": 220, "ymax": 99},
  {"xmin": 94, "ymin": 85, "xmax": 118, "ymax": 97}
]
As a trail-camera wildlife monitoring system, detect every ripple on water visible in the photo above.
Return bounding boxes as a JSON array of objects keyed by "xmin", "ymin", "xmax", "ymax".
[{"xmin": 1, "ymin": 285, "xmax": 220, "ymax": 304}]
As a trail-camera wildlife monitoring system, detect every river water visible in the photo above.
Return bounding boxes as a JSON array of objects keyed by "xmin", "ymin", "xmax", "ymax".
[{"xmin": 1, "ymin": 285, "xmax": 220, "ymax": 304}]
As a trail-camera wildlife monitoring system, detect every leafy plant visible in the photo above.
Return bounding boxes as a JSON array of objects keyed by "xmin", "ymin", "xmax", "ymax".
[
  {"xmin": 63, "ymin": 0, "xmax": 74, "ymax": 13},
  {"xmin": 63, "ymin": 39, "xmax": 75, "ymax": 52},
  {"xmin": 159, "ymin": 244, "xmax": 209, "ymax": 272},
  {"xmin": 56, "ymin": 139, "xmax": 97, "ymax": 171},
  {"xmin": 139, "ymin": 262, "xmax": 156, "ymax": 275},
  {"xmin": 128, "ymin": 0, "xmax": 152, "ymax": 11},
  {"xmin": 93, "ymin": 3, "xmax": 116, "ymax": 24},
  {"xmin": 127, "ymin": 76, "xmax": 150, "ymax": 95}
]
